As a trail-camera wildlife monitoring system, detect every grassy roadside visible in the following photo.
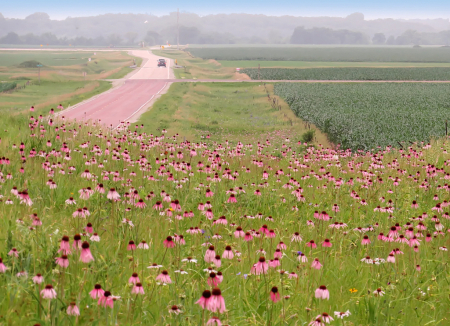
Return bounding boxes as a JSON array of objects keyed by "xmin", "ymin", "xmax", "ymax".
[
  {"xmin": 0, "ymin": 80, "xmax": 112, "ymax": 142},
  {"xmin": 137, "ymin": 81, "xmax": 329, "ymax": 146},
  {"xmin": 152, "ymin": 49, "xmax": 241, "ymax": 80}
]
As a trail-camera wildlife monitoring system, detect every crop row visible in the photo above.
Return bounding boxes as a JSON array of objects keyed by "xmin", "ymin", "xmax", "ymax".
[
  {"xmin": 242, "ymin": 67, "xmax": 450, "ymax": 80},
  {"xmin": 274, "ymin": 83, "xmax": 450, "ymax": 150},
  {"xmin": 188, "ymin": 47, "xmax": 450, "ymax": 62}
]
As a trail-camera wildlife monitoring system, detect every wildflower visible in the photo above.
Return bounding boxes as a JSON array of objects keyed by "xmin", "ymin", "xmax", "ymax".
[
  {"xmin": 169, "ymin": 305, "xmax": 182, "ymax": 314},
  {"xmin": 132, "ymin": 283, "xmax": 145, "ymax": 295},
  {"xmin": 156, "ymin": 270, "xmax": 172, "ymax": 284},
  {"xmin": 55, "ymin": 255, "xmax": 69, "ymax": 268},
  {"xmin": 208, "ymin": 288, "xmax": 226, "ymax": 313},
  {"xmin": 163, "ymin": 236, "xmax": 175, "ymax": 248},
  {"xmin": 98, "ymin": 291, "xmax": 115, "ymax": 308},
  {"xmin": 32, "ymin": 273, "xmax": 44, "ymax": 284},
  {"xmin": 315, "ymin": 285, "xmax": 330, "ymax": 300},
  {"xmin": 41, "ymin": 284, "xmax": 57, "ymax": 299},
  {"xmin": 222, "ymin": 246, "xmax": 234, "ymax": 259},
  {"xmin": 107, "ymin": 188, "xmax": 120, "ymax": 200},
  {"xmin": 80, "ymin": 242, "xmax": 94, "ymax": 263},
  {"xmin": 373, "ymin": 288, "xmax": 385, "ymax": 296},
  {"xmin": 196, "ymin": 290, "xmax": 212, "ymax": 309},
  {"xmin": 270, "ymin": 286, "xmax": 281, "ymax": 302},
  {"xmin": 67, "ymin": 302, "xmax": 80, "ymax": 316},
  {"xmin": 311, "ymin": 258, "xmax": 322, "ymax": 270},
  {"xmin": 334, "ymin": 310, "xmax": 351, "ymax": 319},
  {"xmin": 317, "ymin": 313, "xmax": 334, "ymax": 323},
  {"xmin": 206, "ymin": 317, "xmax": 222, "ymax": 326},
  {"xmin": 90, "ymin": 284, "xmax": 105, "ymax": 299}
]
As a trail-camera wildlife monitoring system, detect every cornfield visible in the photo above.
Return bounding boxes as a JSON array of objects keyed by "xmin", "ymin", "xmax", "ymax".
[
  {"xmin": 274, "ymin": 82, "xmax": 450, "ymax": 150},
  {"xmin": 243, "ymin": 67, "xmax": 450, "ymax": 80}
]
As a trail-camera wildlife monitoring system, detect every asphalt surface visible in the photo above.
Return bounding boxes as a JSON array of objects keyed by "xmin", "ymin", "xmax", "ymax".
[{"xmin": 61, "ymin": 50, "xmax": 173, "ymax": 127}]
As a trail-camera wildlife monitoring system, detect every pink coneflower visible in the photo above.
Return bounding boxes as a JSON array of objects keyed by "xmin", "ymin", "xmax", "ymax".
[
  {"xmin": 212, "ymin": 255, "xmax": 222, "ymax": 267},
  {"xmin": 227, "ymin": 194, "xmax": 237, "ymax": 203},
  {"xmin": 411, "ymin": 200, "xmax": 418, "ymax": 209},
  {"xmin": 90, "ymin": 284, "xmax": 105, "ymax": 299},
  {"xmin": 274, "ymin": 249, "xmax": 283, "ymax": 259},
  {"xmin": 138, "ymin": 241, "xmax": 149, "ymax": 249},
  {"xmin": 127, "ymin": 240, "xmax": 137, "ymax": 251},
  {"xmin": 163, "ymin": 236, "xmax": 175, "ymax": 248},
  {"xmin": 322, "ymin": 239, "xmax": 332, "ymax": 247},
  {"xmin": 73, "ymin": 234, "xmax": 82, "ymax": 249},
  {"xmin": 98, "ymin": 291, "xmax": 114, "ymax": 308},
  {"xmin": 80, "ymin": 242, "xmax": 94, "ymax": 263},
  {"xmin": 67, "ymin": 302, "xmax": 80, "ymax": 316},
  {"xmin": 361, "ymin": 235, "xmax": 371, "ymax": 245},
  {"xmin": 309, "ymin": 318, "xmax": 325, "ymax": 326},
  {"xmin": 205, "ymin": 246, "xmax": 216, "ymax": 263},
  {"xmin": 58, "ymin": 236, "xmax": 71, "ymax": 255},
  {"xmin": 416, "ymin": 265, "xmax": 421, "ymax": 272},
  {"xmin": 8, "ymin": 248, "xmax": 19, "ymax": 258},
  {"xmin": 222, "ymin": 246, "xmax": 234, "ymax": 259},
  {"xmin": 129, "ymin": 272, "xmax": 140, "ymax": 284},
  {"xmin": 267, "ymin": 229, "xmax": 276, "ymax": 238},
  {"xmin": 298, "ymin": 253, "xmax": 308, "ymax": 263},
  {"xmin": 267, "ymin": 286, "xmax": 280, "ymax": 303},
  {"xmin": 32, "ymin": 273, "xmax": 44, "ymax": 284},
  {"xmin": 206, "ymin": 317, "xmax": 222, "ymax": 326},
  {"xmin": 65, "ymin": 197, "xmax": 76, "ymax": 205},
  {"xmin": 234, "ymin": 226, "xmax": 245, "ymax": 238},
  {"xmin": 107, "ymin": 188, "xmax": 120, "ymax": 200},
  {"xmin": 208, "ymin": 272, "xmax": 221, "ymax": 286},
  {"xmin": 317, "ymin": 313, "xmax": 334, "ymax": 323},
  {"xmin": 156, "ymin": 270, "xmax": 172, "ymax": 284},
  {"xmin": 208, "ymin": 288, "xmax": 226, "ymax": 313},
  {"xmin": 315, "ymin": 285, "xmax": 330, "ymax": 300},
  {"xmin": 55, "ymin": 255, "xmax": 69, "ymax": 268},
  {"xmin": 41, "ymin": 284, "xmax": 57, "ymax": 299},
  {"xmin": 251, "ymin": 257, "xmax": 268, "ymax": 275},
  {"xmin": 135, "ymin": 199, "xmax": 146, "ymax": 209},
  {"xmin": 311, "ymin": 258, "xmax": 322, "ymax": 270},
  {"xmin": 373, "ymin": 288, "xmax": 385, "ymax": 296},
  {"xmin": 205, "ymin": 189, "xmax": 214, "ymax": 197},
  {"xmin": 244, "ymin": 232, "xmax": 253, "ymax": 241},
  {"xmin": 85, "ymin": 223, "xmax": 93, "ymax": 234},
  {"xmin": 132, "ymin": 282, "xmax": 145, "ymax": 295},
  {"xmin": 291, "ymin": 232, "xmax": 302, "ymax": 242},
  {"xmin": 0, "ymin": 258, "xmax": 6, "ymax": 273},
  {"xmin": 196, "ymin": 290, "xmax": 212, "ymax": 309},
  {"xmin": 307, "ymin": 240, "xmax": 317, "ymax": 249},
  {"xmin": 387, "ymin": 253, "xmax": 395, "ymax": 263}
]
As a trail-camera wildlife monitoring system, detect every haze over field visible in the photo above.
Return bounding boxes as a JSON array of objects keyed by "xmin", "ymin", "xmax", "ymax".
[{"xmin": 0, "ymin": 10, "xmax": 450, "ymax": 45}]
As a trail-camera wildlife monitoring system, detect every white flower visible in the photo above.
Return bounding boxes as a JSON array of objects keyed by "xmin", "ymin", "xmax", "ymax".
[{"xmin": 334, "ymin": 310, "xmax": 351, "ymax": 319}]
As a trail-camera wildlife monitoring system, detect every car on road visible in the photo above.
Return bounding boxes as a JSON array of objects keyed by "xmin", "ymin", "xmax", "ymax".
[{"xmin": 157, "ymin": 59, "xmax": 166, "ymax": 67}]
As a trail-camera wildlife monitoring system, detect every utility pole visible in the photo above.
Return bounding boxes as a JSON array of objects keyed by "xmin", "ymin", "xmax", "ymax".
[{"xmin": 177, "ymin": 8, "xmax": 180, "ymax": 50}]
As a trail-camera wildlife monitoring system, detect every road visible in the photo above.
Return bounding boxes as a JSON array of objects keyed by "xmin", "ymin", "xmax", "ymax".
[{"xmin": 60, "ymin": 50, "xmax": 174, "ymax": 128}]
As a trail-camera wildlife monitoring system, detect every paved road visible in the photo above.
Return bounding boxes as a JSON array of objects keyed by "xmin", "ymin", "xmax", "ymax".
[{"xmin": 61, "ymin": 50, "xmax": 173, "ymax": 128}]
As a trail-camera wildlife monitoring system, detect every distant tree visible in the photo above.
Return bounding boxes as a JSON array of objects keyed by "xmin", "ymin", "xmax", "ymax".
[
  {"xmin": 0, "ymin": 32, "xmax": 21, "ymax": 44},
  {"xmin": 107, "ymin": 34, "xmax": 122, "ymax": 46},
  {"xmin": 372, "ymin": 33, "xmax": 386, "ymax": 44},
  {"xmin": 290, "ymin": 26, "xmax": 368, "ymax": 44},
  {"xmin": 386, "ymin": 35, "xmax": 396, "ymax": 45},
  {"xmin": 179, "ymin": 26, "xmax": 201, "ymax": 44},
  {"xmin": 125, "ymin": 32, "xmax": 138, "ymax": 45},
  {"xmin": 144, "ymin": 31, "xmax": 162, "ymax": 45}
]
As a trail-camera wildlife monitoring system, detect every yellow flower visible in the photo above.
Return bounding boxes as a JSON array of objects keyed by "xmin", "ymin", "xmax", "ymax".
[
  {"xmin": 349, "ymin": 288, "xmax": 358, "ymax": 293},
  {"xmin": 169, "ymin": 208, "xmax": 174, "ymax": 211}
]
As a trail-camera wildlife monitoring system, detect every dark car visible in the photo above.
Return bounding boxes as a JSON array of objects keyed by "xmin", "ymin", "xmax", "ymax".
[{"xmin": 157, "ymin": 59, "xmax": 166, "ymax": 67}]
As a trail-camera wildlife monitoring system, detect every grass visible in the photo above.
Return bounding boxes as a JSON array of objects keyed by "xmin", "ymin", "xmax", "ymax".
[
  {"xmin": 0, "ymin": 104, "xmax": 449, "ymax": 325},
  {"xmin": 152, "ymin": 50, "xmax": 240, "ymax": 80},
  {"xmin": 0, "ymin": 51, "xmax": 139, "ymax": 82},
  {"xmin": 137, "ymin": 81, "xmax": 329, "ymax": 145},
  {"xmin": 188, "ymin": 46, "xmax": 450, "ymax": 62}
]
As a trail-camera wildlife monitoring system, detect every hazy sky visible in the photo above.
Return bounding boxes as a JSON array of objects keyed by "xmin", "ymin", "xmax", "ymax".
[{"xmin": 2, "ymin": 0, "xmax": 449, "ymax": 20}]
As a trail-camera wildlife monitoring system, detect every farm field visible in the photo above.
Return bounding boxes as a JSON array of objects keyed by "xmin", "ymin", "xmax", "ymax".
[
  {"xmin": 0, "ymin": 95, "xmax": 449, "ymax": 325},
  {"xmin": 275, "ymin": 82, "xmax": 450, "ymax": 150},
  {"xmin": 188, "ymin": 46, "xmax": 450, "ymax": 62},
  {"xmin": 138, "ymin": 81, "xmax": 329, "ymax": 145},
  {"xmin": 221, "ymin": 60, "xmax": 450, "ymax": 68},
  {"xmin": 242, "ymin": 67, "xmax": 450, "ymax": 80},
  {"xmin": 0, "ymin": 50, "xmax": 140, "ymax": 82}
]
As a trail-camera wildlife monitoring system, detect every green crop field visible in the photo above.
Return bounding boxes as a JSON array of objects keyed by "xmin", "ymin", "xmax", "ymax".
[
  {"xmin": 188, "ymin": 47, "xmax": 450, "ymax": 62},
  {"xmin": 220, "ymin": 60, "xmax": 450, "ymax": 68},
  {"xmin": 274, "ymin": 82, "xmax": 450, "ymax": 150},
  {"xmin": 242, "ymin": 67, "xmax": 450, "ymax": 80}
]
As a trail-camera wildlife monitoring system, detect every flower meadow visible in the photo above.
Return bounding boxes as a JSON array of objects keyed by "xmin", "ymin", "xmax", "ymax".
[{"xmin": 0, "ymin": 110, "xmax": 449, "ymax": 326}]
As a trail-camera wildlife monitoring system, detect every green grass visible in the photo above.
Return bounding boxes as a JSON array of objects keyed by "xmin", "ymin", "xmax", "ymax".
[
  {"xmin": 0, "ymin": 103, "xmax": 450, "ymax": 325},
  {"xmin": 275, "ymin": 82, "xmax": 450, "ymax": 150},
  {"xmin": 0, "ymin": 51, "xmax": 96, "ymax": 66},
  {"xmin": 188, "ymin": 47, "xmax": 450, "ymax": 62},
  {"xmin": 242, "ymin": 67, "xmax": 450, "ymax": 80},
  {"xmin": 138, "ymin": 82, "xmax": 329, "ymax": 145}
]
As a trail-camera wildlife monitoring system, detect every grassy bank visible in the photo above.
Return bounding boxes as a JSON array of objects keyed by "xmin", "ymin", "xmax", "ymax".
[{"xmin": 138, "ymin": 81, "xmax": 329, "ymax": 145}]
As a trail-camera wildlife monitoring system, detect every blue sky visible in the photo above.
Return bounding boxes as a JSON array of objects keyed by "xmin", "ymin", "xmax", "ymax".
[{"xmin": 2, "ymin": 0, "xmax": 449, "ymax": 20}]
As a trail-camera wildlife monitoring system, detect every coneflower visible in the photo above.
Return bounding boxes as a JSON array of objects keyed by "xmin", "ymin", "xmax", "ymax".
[
  {"xmin": 41, "ymin": 284, "xmax": 57, "ymax": 299},
  {"xmin": 80, "ymin": 242, "xmax": 94, "ymax": 263},
  {"xmin": 315, "ymin": 285, "xmax": 330, "ymax": 300},
  {"xmin": 270, "ymin": 286, "xmax": 281, "ymax": 302}
]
